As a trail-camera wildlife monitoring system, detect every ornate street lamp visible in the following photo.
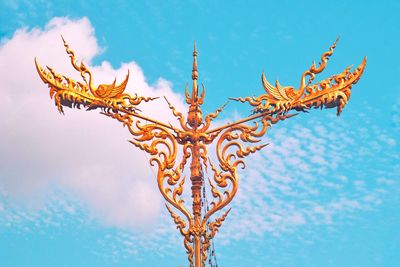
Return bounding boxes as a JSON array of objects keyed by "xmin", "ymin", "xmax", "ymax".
[{"xmin": 35, "ymin": 37, "xmax": 366, "ymax": 266}]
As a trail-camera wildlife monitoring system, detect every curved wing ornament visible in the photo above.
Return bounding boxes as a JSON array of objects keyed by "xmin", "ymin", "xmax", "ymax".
[
  {"xmin": 232, "ymin": 39, "xmax": 367, "ymax": 116},
  {"xmin": 35, "ymin": 37, "xmax": 156, "ymax": 114}
]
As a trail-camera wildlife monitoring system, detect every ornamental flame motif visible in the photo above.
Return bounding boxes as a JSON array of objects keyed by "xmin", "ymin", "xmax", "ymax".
[{"xmin": 35, "ymin": 38, "xmax": 366, "ymax": 267}]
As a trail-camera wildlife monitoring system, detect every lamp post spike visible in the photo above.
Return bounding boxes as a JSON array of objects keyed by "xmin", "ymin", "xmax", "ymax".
[{"xmin": 192, "ymin": 41, "xmax": 198, "ymax": 100}]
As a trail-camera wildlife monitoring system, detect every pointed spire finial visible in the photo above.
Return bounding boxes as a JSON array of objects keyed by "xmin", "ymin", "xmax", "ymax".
[
  {"xmin": 192, "ymin": 41, "xmax": 198, "ymax": 81},
  {"xmin": 191, "ymin": 41, "xmax": 198, "ymax": 99}
]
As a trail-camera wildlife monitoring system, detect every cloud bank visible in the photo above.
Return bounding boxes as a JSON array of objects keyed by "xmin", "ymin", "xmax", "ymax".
[{"xmin": 0, "ymin": 17, "xmax": 185, "ymax": 228}]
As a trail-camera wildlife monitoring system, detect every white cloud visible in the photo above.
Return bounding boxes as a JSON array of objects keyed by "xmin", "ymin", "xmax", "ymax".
[{"xmin": 0, "ymin": 17, "xmax": 186, "ymax": 228}]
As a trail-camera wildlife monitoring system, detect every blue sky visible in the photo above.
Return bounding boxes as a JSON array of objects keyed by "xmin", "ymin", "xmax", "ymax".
[{"xmin": 0, "ymin": 1, "xmax": 399, "ymax": 266}]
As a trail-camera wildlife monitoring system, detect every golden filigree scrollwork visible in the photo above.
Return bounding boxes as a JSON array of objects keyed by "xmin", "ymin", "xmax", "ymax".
[
  {"xmin": 103, "ymin": 110, "xmax": 195, "ymax": 264},
  {"xmin": 203, "ymin": 114, "xmax": 292, "ymax": 225},
  {"xmin": 232, "ymin": 38, "xmax": 367, "ymax": 116},
  {"xmin": 194, "ymin": 113, "xmax": 292, "ymax": 266},
  {"xmin": 35, "ymin": 37, "xmax": 156, "ymax": 114},
  {"xmin": 36, "ymin": 39, "xmax": 366, "ymax": 267}
]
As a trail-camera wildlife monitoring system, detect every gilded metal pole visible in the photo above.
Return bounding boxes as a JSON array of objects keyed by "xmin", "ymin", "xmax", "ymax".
[
  {"xmin": 187, "ymin": 43, "xmax": 203, "ymax": 266},
  {"xmin": 190, "ymin": 142, "xmax": 203, "ymax": 266}
]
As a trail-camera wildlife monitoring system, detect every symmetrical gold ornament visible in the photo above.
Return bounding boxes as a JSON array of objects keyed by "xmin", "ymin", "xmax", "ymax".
[{"xmin": 35, "ymin": 38, "xmax": 366, "ymax": 267}]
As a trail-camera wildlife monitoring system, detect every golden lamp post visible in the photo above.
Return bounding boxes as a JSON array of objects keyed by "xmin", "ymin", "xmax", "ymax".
[{"xmin": 35, "ymin": 37, "xmax": 366, "ymax": 266}]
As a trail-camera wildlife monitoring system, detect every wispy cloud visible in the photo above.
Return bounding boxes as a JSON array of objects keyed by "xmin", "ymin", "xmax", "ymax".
[
  {"xmin": 392, "ymin": 98, "xmax": 400, "ymax": 132},
  {"xmin": 218, "ymin": 111, "xmax": 399, "ymax": 243}
]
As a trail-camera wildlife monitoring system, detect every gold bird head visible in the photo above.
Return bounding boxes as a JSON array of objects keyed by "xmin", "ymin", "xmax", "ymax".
[
  {"xmin": 95, "ymin": 78, "xmax": 116, "ymax": 97},
  {"xmin": 93, "ymin": 71, "xmax": 129, "ymax": 99}
]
